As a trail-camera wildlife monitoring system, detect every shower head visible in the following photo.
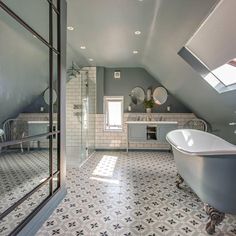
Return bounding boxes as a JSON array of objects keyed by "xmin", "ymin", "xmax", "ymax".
[{"xmin": 67, "ymin": 61, "xmax": 81, "ymax": 79}]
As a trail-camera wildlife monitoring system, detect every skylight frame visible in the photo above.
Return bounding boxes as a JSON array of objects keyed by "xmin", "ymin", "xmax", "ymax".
[
  {"xmin": 211, "ymin": 60, "xmax": 236, "ymax": 87},
  {"xmin": 178, "ymin": 47, "xmax": 236, "ymax": 94}
]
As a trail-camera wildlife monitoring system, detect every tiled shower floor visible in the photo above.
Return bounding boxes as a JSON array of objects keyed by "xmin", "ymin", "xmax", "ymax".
[{"xmin": 36, "ymin": 151, "xmax": 236, "ymax": 236}]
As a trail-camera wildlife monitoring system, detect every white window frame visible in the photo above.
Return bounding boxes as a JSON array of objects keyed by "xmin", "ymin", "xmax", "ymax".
[{"xmin": 104, "ymin": 96, "xmax": 124, "ymax": 132}]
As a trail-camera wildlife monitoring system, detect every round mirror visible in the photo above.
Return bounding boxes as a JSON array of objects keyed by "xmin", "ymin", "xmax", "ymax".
[
  {"xmin": 130, "ymin": 87, "xmax": 145, "ymax": 105},
  {"xmin": 43, "ymin": 88, "xmax": 57, "ymax": 105},
  {"xmin": 153, "ymin": 87, "xmax": 168, "ymax": 105}
]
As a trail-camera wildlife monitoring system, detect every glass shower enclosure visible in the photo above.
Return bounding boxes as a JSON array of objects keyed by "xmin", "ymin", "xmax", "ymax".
[{"xmin": 66, "ymin": 66, "xmax": 96, "ymax": 167}]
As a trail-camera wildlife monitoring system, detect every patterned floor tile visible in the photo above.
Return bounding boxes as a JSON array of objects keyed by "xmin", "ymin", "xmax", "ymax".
[{"xmin": 36, "ymin": 151, "xmax": 236, "ymax": 236}]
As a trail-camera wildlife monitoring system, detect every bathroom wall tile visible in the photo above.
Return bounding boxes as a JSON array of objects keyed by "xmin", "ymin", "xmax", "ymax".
[
  {"xmin": 95, "ymin": 113, "xmax": 196, "ymax": 150},
  {"xmin": 65, "ymin": 67, "xmax": 96, "ymax": 148}
]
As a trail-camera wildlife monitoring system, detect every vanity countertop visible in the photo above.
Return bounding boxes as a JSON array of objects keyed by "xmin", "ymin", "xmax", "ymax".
[
  {"xmin": 125, "ymin": 117, "xmax": 178, "ymax": 125},
  {"xmin": 27, "ymin": 121, "xmax": 57, "ymax": 124},
  {"xmin": 125, "ymin": 120, "xmax": 178, "ymax": 124}
]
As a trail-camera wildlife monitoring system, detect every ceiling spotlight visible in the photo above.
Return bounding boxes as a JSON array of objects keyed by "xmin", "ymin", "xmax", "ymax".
[
  {"xmin": 80, "ymin": 46, "xmax": 86, "ymax": 50},
  {"xmin": 133, "ymin": 50, "xmax": 139, "ymax": 54},
  {"xmin": 89, "ymin": 58, "xmax": 94, "ymax": 62},
  {"xmin": 135, "ymin": 31, "xmax": 141, "ymax": 35},
  {"xmin": 67, "ymin": 26, "xmax": 74, "ymax": 31}
]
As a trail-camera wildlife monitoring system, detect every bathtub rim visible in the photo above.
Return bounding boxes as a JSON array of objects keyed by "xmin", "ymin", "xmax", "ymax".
[{"xmin": 166, "ymin": 129, "xmax": 236, "ymax": 156}]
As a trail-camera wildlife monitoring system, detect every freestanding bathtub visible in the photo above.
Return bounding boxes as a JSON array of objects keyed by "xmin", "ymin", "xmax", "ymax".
[{"xmin": 166, "ymin": 129, "xmax": 236, "ymax": 234}]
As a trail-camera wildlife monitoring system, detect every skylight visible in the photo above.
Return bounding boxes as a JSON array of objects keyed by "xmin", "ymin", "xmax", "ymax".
[
  {"xmin": 179, "ymin": 47, "xmax": 236, "ymax": 93},
  {"xmin": 212, "ymin": 59, "xmax": 236, "ymax": 86}
]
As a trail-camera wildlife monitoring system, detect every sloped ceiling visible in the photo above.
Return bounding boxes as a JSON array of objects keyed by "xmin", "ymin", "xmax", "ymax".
[
  {"xmin": 67, "ymin": 0, "xmax": 158, "ymax": 67},
  {"xmin": 67, "ymin": 0, "xmax": 236, "ymax": 143}
]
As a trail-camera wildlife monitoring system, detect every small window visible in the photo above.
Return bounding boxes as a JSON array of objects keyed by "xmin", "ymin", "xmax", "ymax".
[{"xmin": 104, "ymin": 96, "xmax": 123, "ymax": 131}]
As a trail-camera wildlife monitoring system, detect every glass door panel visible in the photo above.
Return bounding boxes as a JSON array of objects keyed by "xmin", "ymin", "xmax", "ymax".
[
  {"xmin": 0, "ymin": 7, "xmax": 49, "ymax": 138},
  {"xmin": 81, "ymin": 72, "xmax": 89, "ymax": 162},
  {"xmin": 0, "ymin": 138, "xmax": 50, "ymax": 215},
  {"xmin": 1, "ymin": 0, "xmax": 49, "ymax": 41},
  {"xmin": 0, "ymin": 182, "xmax": 50, "ymax": 236}
]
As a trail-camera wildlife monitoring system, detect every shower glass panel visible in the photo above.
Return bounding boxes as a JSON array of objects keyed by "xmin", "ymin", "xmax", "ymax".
[
  {"xmin": 87, "ymin": 70, "xmax": 96, "ymax": 156},
  {"xmin": 80, "ymin": 71, "xmax": 88, "ymax": 162},
  {"xmin": 66, "ymin": 67, "xmax": 96, "ymax": 167}
]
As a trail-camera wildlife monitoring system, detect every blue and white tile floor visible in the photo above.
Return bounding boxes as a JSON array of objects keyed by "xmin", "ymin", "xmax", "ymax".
[{"xmin": 37, "ymin": 151, "xmax": 236, "ymax": 236}]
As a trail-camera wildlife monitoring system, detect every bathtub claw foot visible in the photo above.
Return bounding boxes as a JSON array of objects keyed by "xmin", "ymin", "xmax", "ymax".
[
  {"xmin": 204, "ymin": 204, "xmax": 225, "ymax": 235},
  {"xmin": 176, "ymin": 173, "xmax": 184, "ymax": 189}
]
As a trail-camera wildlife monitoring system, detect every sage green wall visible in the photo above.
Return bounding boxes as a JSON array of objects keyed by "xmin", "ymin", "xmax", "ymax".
[{"xmin": 96, "ymin": 67, "xmax": 191, "ymax": 114}]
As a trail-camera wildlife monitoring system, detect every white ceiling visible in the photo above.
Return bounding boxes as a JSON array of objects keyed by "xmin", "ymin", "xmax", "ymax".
[
  {"xmin": 67, "ymin": 0, "xmax": 236, "ymax": 143},
  {"xmin": 67, "ymin": 0, "xmax": 158, "ymax": 67}
]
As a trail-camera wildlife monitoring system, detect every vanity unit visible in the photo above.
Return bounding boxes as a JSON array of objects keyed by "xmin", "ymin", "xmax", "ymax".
[
  {"xmin": 126, "ymin": 117, "xmax": 178, "ymax": 152},
  {"xmin": 27, "ymin": 120, "xmax": 57, "ymax": 149},
  {"xmin": 27, "ymin": 121, "xmax": 57, "ymax": 136}
]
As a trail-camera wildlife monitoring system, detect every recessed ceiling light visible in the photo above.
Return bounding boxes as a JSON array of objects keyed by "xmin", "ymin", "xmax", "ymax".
[
  {"xmin": 138, "ymin": 0, "xmax": 143, "ymax": 2},
  {"xmin": 67, "ymin": 26, "xmax": 74, "ymax": 31},
  {"xmin": 80, "ymin": 46, "xmax": 86, "ymax": 50},
  {"xmin": 89, "ymin": 58, "xmax": 94, "ymax": 62},
  {"xmin": 135, "ymin": 31, "xmax": 141, "ymax": 35},
  {"xmin": 133, "ymin": 50, "xmax": 139, "ymax": 54}
]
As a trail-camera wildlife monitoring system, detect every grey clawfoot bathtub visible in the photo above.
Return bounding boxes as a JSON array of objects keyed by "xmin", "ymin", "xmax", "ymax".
[{"xmin": 166, "ymin": 129, "xmax": 236, "ymax": 234}]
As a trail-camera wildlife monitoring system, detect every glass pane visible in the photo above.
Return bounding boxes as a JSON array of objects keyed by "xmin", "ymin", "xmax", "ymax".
[
  {"xmin": 212, "ymin": 58, "xmax": 236, "ymax": 86},
  {"xmin": 0, "ymin": 8, "xmax": 50, "ymax": 139},
  {"xmin": 53, "ymin": 11, "xmax": 58, "ymax": 50},
  {"xmin": 81, "ymin": 72, "xmax": 89, "ymax": 161},
  {"xmin": 53, "ymin": 53, "xmax": 59, "ymax": 128},
  {"xmin": 0, "ymin": 137, "xmax": 50, "ymax": 215},
  {"xmin": 53, "ymin": 173, "xmax": 60, "ymax": 192},
  {"xmin": 52, "ymin": 0, "xmax": 58, "ymax": 9},
  {"xmin": 204, "ymin": 73, "xmax": 221, "ymax": 89},
  {"xmin": 108, "ymin": 101, "xmax": 122, "ymax": 126},
  {"xmin": 2, "ymin": 0, "xmax": 49, "ymax": 41},
  {"xmin": 52, "ymin": 136, "xmax": 59, "ymax": 173},
  {"xmin": 52, "ymin": 53, "xmax": 59, "ymax": 172},
  {"xmin": 88, "ymin": 71, "xmax": 96, "ymax": 156},
  {"xmin": 0, "ymin": 182, "xmax": 50, "ymax": 235}
]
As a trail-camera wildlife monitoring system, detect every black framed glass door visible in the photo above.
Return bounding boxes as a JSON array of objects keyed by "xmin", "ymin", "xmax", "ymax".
[{"xmin": 0, "ymin": 0, "xmax": 62, "ymax": 235}]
